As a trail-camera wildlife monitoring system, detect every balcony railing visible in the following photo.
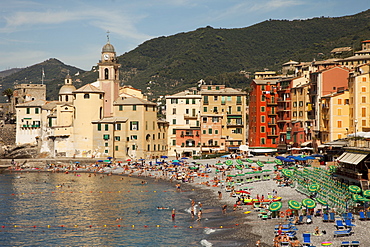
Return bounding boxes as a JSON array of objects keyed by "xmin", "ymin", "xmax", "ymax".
[
  {"xmin": 184, "ymin": 114, "xmax": 198, "ymax": 119},
  {"xmin": 226, "ymin": 122, "xmax": 243, "ymax": 127},
  {"xmin": 267, "ymin": 110, "xmax": 277, "ymax": 115},
  {"xmin": 268, "ymin": 122, "xmax": 277, "ymax": 125},
  {"xmin": 21, "ymin": 125, "xmax": 40, "ymax": 128},
  {"xmin": 267, "ymin": 132, "xmax": 278, "ymax": 137}
]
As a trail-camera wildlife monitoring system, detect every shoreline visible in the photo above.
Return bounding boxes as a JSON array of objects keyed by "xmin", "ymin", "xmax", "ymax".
[{"xmin": 6, "ymin": 156, "xmax": 370, "ymax": 247}]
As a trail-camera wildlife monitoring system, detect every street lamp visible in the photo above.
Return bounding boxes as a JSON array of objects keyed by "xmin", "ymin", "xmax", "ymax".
[{"xmin": 354, "ymin": 119, "xmax": 358, "ymax": 147}]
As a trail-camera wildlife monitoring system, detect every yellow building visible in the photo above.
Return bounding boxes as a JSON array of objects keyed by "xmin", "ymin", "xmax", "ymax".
[
  {"xmin": 320, "ymin": 90, "xmax": 350, "ymax": 142},
  {"xmin": 200, "ymin": 85, "xmax": 247, "ymax": 153},
  {"xmin": 348, "ymin": 63, "xmax": 370, "ymax": 133}
]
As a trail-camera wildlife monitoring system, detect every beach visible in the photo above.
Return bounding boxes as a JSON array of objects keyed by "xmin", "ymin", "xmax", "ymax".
[{"xmin": 8, "ymin": 156, "xmax": 370, "ymax": 247}]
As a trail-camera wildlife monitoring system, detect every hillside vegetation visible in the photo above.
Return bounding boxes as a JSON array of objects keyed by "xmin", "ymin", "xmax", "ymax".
[{"xmin": 1, "ymin": 9, "xmax": 370, "ymax": 101}]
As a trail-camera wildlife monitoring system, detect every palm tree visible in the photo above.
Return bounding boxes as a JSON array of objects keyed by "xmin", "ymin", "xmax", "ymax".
[{"xmin": 2, "ymin": 88, "xmax": 13, "ymax": 103}]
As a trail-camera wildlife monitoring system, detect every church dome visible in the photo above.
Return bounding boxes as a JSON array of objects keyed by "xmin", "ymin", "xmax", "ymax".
[
  {"xmin": 102, "ymin": 43, "xmax": 115, "ymax": 53},
  {"xmin": 59, "ymin": 84, "xmax": 76, "ymax": 95}
]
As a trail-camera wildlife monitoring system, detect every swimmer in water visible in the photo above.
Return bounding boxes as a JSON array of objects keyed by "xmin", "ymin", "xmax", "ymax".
[{"xmin": 172, "ymin": 208, "xmax": 175, "ymax": 220}]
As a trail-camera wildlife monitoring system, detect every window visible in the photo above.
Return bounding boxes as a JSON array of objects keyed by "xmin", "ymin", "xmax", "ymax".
[
  {"xmin": 192, "ymin": 99, "xmax": 196, "ymax": 104},
  {"xmin": 261, "ymin": 138, "xmax": 265, "ymax": 145},
  {"xmin": 132, "ymin": 145, "xmax": 136, "ymax": 150},
  {"xmin": 338, "ymin": 109, "xmax": 342, "ymax": 115},
  {"xmin": 216, "ymin": 86, "xmax": 220, "ymax": 90},
  {"xmin": 158, "ymin": 133, "xmax": 161, "ymax": 139},
  {"xmin": 147, "ymin": 144, "xmax": 150, "ymax": 151},
  {"xmin": 293, "ymin": 112, "xmax": 297, "ymax": 117},
  {"xmin": 362, "ymin": 87, "xmax": 366, "ymax": 92},
  {"xmin": 185, "ymin": 109, "xmax": 189, "ymax": 114},
  {"xmin": 362, "ymin": 97, "xmax": 366, "ymax": 103},
  {"xmin": 237, "ymin": 106, "xmax": 241, "ymax": 112},
  {"xmin": 227, "ymin": 96, "xmax": 232, "ymax": 101},
  {"xmin": 338, "ymin": 99, "xmax": 342, "ymax": 104},
  {"xmin": 103, "ymin": 134, "xmax": 110, "ymax": 140},
  {"xmin": 293, "ymin": 102, "xmax": 297, "ymax": 107},
  {"xmin": 115, "ymin": 123, "xmax": 121, "ymax": 130},
  {"xmin": 236, "ymin": 96, "xmax": 242, "ymax": 104},
  {"xmin": 203, "ymin": 96, "xmax": 209, "ymax": 104},
  {"xmin": 133, "ymin": 105, "xmax": 137, "ymax": 111},
  {"xmin": 115, "ymin": 146, "xmax": 118, "ymax": 151},
  {"xmin": 172, "ymin": 119, "xmax": 176, "ymax": 124},
  {"xmin": 208, "ymin": 128, "xmax": 212, "ymax": 134},
  {"xmin": 299, "ymin": 111, "xmax": 303, "ymax": 117},
  {"xmin": 104, "ymin": 68, "xmax": 109, "ymax": 79},
  {"xmin": 261, "ymin": 126, "xmax": 265, "ymax": 133},
  {"xmin": 119, "ymin": 105, "xmax": 123, "ymax": 111},
  {"xmin": 105, "ymin": 124, "xmax": 109, "ymax": 131},
  {"xmin": 215, "ymin": 130, "xmax": 219, "ymax": 134},
  {"xmin": 115, "ymin": 136, "xmax": 120, "ymax": 141},
  {"xmin": 363, "ymin": 120, "xmax": 367, "ymax": 127},
  {"xmin": 362, "ymin": 108, "xmax": 366, "ymax": 117},
  {"xmin": 105, "ymin": 143, "xmax": 108, "ymax": 147},
  {"xmin": 221, "ymin": 96, "xmax": 226, "ymax": 104},
  {"xmin": 97, "ymin": 124, "xmax": 101, "ymax": 131},
  {"xmin": 172, "ymin": 108, "xmax": 176, "ymax": 114},
  {"xmin": 261, "ymin": 116, "xmax": 265, "ymax": 123},
  {"xmin": 192, "ymin": 109, "xmax": 196, "ymax": 116},
  {"xmin": 35, "ymin": 108, "xmax": 39, "ymax": 114},
  {"xmin": 213, "ymin": 107, "xmax": 218, "ymax": 112},
  {"xmin": 172, "ymin": 129, "xmax": 176, "ymax": 134},
  {"xmin": 235, "ymin": 128, "xmax": 242, "ymax": 134},
  {"xmin": 212, "ymin": 117, "xmax": 219, "ymax": 123},
  {"xmin": 172, "ymin": 140, "xmax": 176, "ymax": 146},
  {"xmin": 203, "ymin": 107, "xmax": 207, "ymax": 112},
  {"xmin": 130, "ymin": 121, "xmax": 139, "ymax": 130},
  {"xmin": 202, "ymin": 130, "xmax": 206, "ymax": 134},
  {"xmin": 84, "ymin": 94, "xmax": 90, "ymax": 99},
  {"xmin": 171, "ymin": 99, "xmax": 178, "ymax": 104},
  {"xmin": 208, "ymin": 86, "xmax": 211, "ymax": 90},
  {"xmin": 185, "ymin": 120, "xmax": 189, "ymax": 124},
  {"xmin": 214, "ymin": 96, "xmax": 218, "ymax": 101},
  {"xmin": 186, "ymin": 99, "xmax": 189, "ymax": 104},
  {"xmin": 104, "ymin": 150, "xmax": 108, "ymax": 153},
  {"xmin": 26, "ymin": 108, "xmax": 30, "ymax": 114},
  {"xmin": 261, "ymin": 106, "xmax": 265, "ymax": 112},
  {"xmin": 337, "ymin": 121, "xmax": 342, "ymax": 128},
  {"xmin": 299, "ymin": 101, "xmax": 303, "ymax": 107}
]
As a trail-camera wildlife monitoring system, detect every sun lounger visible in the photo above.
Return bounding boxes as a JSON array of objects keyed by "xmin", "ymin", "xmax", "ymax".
[
  {"xmin": 340, "ymin": 241, "xmax": 350, "ymax": 247},
  {"xmin": 335, "ymin": 220, "xmax": 346, "ymax": 230},
  {"xmin": 323, "ymin": 213, "xmax": 329, "ymax": 222},
  {"xmin": 334, "ymin": 227, "xmax": 352, "ymax": 238},
  {"xmin": 351, "ymin": 240, "xmax": 360, "ymax": 247},
  {"xmin": 366, "ymin": 211, "xmax": 370, "ymax": 220},
  {"xmin": 359, "ymin": 211, "xmax": 366, "ymax": 221},
  {"xmin": 344, "ymin": 219, "xmax": 356, "ymax": 227},
  {"xmin": 302, "ymin": 233, "xmax": 311, "ymax": 246},
  {"xmin": 329, "ymin": 212, "xmax": 335, "ymax": 222}
]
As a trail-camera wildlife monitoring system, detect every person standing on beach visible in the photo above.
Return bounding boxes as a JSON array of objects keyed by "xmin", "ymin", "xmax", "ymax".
[
  {"xmin": 218, "ymin": 191, "xmax": 222, "ymax": 199},
  {"xmin": 222, "ymin": 204, "xmax": 227, "ymax": 214}
]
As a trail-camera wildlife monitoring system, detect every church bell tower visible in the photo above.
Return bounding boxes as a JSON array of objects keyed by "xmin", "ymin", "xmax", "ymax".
[{"xmin": 98, "ymin": 33, "xmax": 121, "ymax": 117}]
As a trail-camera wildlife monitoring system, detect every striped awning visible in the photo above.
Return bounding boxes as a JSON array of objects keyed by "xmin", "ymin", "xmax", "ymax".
[{"xmin": 337, "ymin": 152, "xmax": 368, "ymax": 165}]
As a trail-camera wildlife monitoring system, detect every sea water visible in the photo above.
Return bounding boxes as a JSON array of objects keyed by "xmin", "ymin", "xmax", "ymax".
[{"xmin": 0, "ymin": 172, "xmax": 239, "ymax": 246}]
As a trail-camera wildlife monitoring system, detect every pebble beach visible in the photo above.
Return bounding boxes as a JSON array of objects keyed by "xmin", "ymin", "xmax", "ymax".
[{"xmin": 8, "ymin": 155, "xmax": 370, "ymax": 247}]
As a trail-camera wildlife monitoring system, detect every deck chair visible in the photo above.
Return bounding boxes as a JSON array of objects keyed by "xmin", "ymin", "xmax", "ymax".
[
  {"xmin": 297, "ymin": 215, "xmax": 304, "ymax": 224},
  {"xmin": 359, "ymin": 211, "xmax": 366, "ymax": 221},
  {"xmin": 323, "ymin": 213, "xmax": 329, "ymax": 222},
  {"xmin": 335, "ymin": 220, "xmax": 346, "ymax": 230},
  {"xmin": 340, "ymin": 241, "xmax": 350, "ymax": 247},
  {"xmin": 334, "ymin": 227, "xmax": 352, "ymax": 238},
  {"xmin": 344, "ymin": 219, "xmax": 356, "ymax": 227},
  {"xmin": 351, "ymin": 240, "xmax": 360, "ymax": 247},
  {"xmin": 366, "ymin": 211, "xmax": 370, "ymax": 220},
  {"xmin": 302, "ymin": 233, "xmax": 311, "ymax": 246},
  {"xmin": 329, "ymin": 212, "xmax": 335, "ymax": 222}
]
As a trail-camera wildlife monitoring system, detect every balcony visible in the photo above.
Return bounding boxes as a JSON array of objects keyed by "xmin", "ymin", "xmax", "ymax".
[
  {"xmin": 267, "ymin": 110, "xmax": 277, "ymax": 115},
  {"xmin": 267, "ymin": 101, "xmax": 278, "ymax": 106},
  {"xmin": 277, "ymin": 119, "xmax": 289, "ymax": 123},
  {"xmin": 267, "ymin": 132, "xmax": 278, "ymax": 137},
  {"xmin": 268, "ymin": 122, "xmax": 277, "ymax": 126},
  {"xmin": 21, "ymin": 125, "xmax": 40, "ymax": 128},
  {"xmin": 184, "ymin": 114, "xmax": 198, "ymax": 120},
  {"xmin": 226, "ymin": 122, "xmax": 243, "ymax": 127},
  {"xmin": 278, "ymin": 97, "xmax": 291, "ymax": 102},
  {"xmin": 277, "ymin": 106, "xmax": 290, "ymax": 111}
]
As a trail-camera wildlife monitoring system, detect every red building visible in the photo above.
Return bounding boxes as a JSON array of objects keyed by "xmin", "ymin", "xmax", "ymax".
[{"xmin": 248, "ymin": 79, "xmax": 279, "ymax": 153}]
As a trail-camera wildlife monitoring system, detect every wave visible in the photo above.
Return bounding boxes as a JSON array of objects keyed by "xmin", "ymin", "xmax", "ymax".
[
  {"xmin": 203, "ymin": 227, "xmax": 216, "ymax": 235},
  {"xmin": 200, "ymin": 239, "xmax": 213, "ymax": 247}
]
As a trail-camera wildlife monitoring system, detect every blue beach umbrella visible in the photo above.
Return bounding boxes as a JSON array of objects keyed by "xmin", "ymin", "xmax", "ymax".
[
  {"xmin": 275, "ymin": 156, "xmax": 285, "ymax": 160},
  {"xmin": 161, "ymin": 156, "xmax": 168, "ymax": 158},
  {"xmin": 181, "ymin": 157, "xmax": 188, "ymax": 159}
]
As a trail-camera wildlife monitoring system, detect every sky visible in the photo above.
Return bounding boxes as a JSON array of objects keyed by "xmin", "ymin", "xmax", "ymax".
[{"xmin": 0, "ymin": 0, "xmax": 369, "ymax": 72}]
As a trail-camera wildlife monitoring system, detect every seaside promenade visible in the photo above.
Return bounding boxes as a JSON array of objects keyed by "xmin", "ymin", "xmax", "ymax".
[{"xmin": 8, "ymin": 155, "xmax": 370, "ymax": 247}]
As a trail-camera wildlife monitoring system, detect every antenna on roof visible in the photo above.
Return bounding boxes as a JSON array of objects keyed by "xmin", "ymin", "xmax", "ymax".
[{"xmin": 107, "ymin": 30, "xmax": 110, "ymax": 43}]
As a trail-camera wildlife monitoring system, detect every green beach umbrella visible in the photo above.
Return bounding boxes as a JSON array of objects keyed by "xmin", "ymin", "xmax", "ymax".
[
  {"xmin": 215, "ymin": 163, "xmax": 224, "ymax": 166},
  {"xmin": 308, "ymin": 184, "xmax": 320, "ymax": 192},
  {"xmin": 281, "ymin": 169, "xmax": 294, "ymax": 178},
  {"xmin": 227, "ymin": 174, "xmax": 236, "ymax": 177},
  {"xmin": 246, "ymin": 159, "xmax": 253, "ymax": 163},
  {"xmin": 352, "ymin": 194, "xmax": 365, "ymax": 202},
  {"xmin": 256, "ymin": 161, "xmax": 264, "ymax": 167},
  {"xmin": 269, "ymin": 201, "xmax": 282, "ymax": 212},
  {"xmin": 316, "ymin": 198, "xmax": 328, "ymax": 206},
  {"xmin": 189, "ymin": 167, "xmax": 198, "ymax": 169},
  {"xmin": 236, "ymin": 159, "xmax": 244, "ymax": 165},
  {"xmin": 274, "ymin": 159, "xmax": 282, "ymax": 165},
  {"xmin": 302, "ymin": 198, "xmax": 316, "ymax": 209},
  {"xmin": 363, "ymin": 190, "xmax": 370, "ymax": 198},
  {"xmin": 225, "ymin": 160, "xmax": 233, "ymax": 166},
  {"xmin": 348, "ymin": 185, "xmax": 361, "ymax": 194},
  {"xmin": 236, "ymin": 165, "xmax": 243, "ymax": 170},
  {"xmin": 288, "ymin": 200, "xmax": 302, "ymax": 210}
]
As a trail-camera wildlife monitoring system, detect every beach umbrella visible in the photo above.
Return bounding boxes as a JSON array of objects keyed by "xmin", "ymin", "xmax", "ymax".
[
  {"xmin": 138, "ymin": 159, "xmax": 145, "ymax": 161},
  {"xmin": 363, "ymin": 190, "xmax": 370, "ymax": 198},
  {"xmin": 275, "ymin": 156, "xmax": 285, "ymax": 160},
  {"xmin": 352, "ymin": 194, "xmax": 365, "ymax": 202},
  {"xmin": 348, "ymin": 185, "xmax": 361, "ymax": 194},
  {"xmin": 281, "ymin": 169, "xmax": 294, "ymax": 178},
  {"xmin": 189, "ymin": 167, "xmax": 198, "ymax": 170},
  {"xmin": 220, "ymin": 155, "xmax": 230, "ymax": 158},
  {"xmin": 256, "ymin": 161, "xmax": 264, "ymax": 167},
  {"xmin": 236, "ymin": 159, "xmax": 244, "ymax": 165},
  {"xmin": 283, "ymin": 158, "xmax": 295, "ymax": 163},
  {"xmin": 225, "ymin": 160, "xmax": 233, "ymax": 166},
  {"xmin": 274, "ymin": 159, "xmax": 283, "ymax": 165},
  {"xmin": 236, "ymin": 165, "xmax": 243, "ymax": 170},
  {"xmin": 236, "ymin": 190, "xmax": 250, "ymax": 194},
  {"xmin": 305, "ymin": 156, "xmax": 315, "ymax": 160},
  {"xmin": 161, "ymin": 155, "xmax": 168, "ymax": 158},
  {"xmin": 312, "ymin": 154, "xmax": 324, "ymax": 158},
  {"xmin": 308, "ymin": 184, "xmax": 321, "ymax": 192},
  {"xmin": 181, "ymin": 157, "xmax": 188, "ymax": 159},
  {"xmin": 246, "ymin": 159, "xmax": 254, "ymax": 163},
  {"xmin": 302, "ymin": 198, "xmax": 316, "ymax": 209},
  {"xmin": 104, "ymin": 160, "xmax": 111, "ymax": 163},
  {"xmin": 75, "ymin": 161, "xmax": 80, "ymax": 164},
  {"xmin": 316, "ymin": 198, "xmax": 328, "ymax": 206},
  {"xmin": 269, "ymin": 201, "xmax": 282, "ymax": 212},
  {"xmin": 287, "ymin": 155, "xmax": 296, "ymax": 159},
  {"xmin": 227, "ymin": 174, "xmax": 236, "ymax": 177},
  {"xmin": 288, "ymin": 200, "xmax": 302, "ymax": 210},
  {"xmin": 126, "ymin": 159, "xmax": 132, "ymax": 161},
  {"xmin": 97, "ymin": 160, "xmax": 104, "ymax": 162},
  {"xmin": 215, "ymin": 163, "xmax": 224, "ymax": 166},
  {"xmin": 172, "ymin": 160, "xmax": 180, "ymax": 163}
]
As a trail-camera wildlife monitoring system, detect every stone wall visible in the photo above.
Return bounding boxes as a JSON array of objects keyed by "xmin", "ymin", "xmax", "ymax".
[{"xmin": 0, "ymin": 124, "xmax": 16, "ymax": 146}]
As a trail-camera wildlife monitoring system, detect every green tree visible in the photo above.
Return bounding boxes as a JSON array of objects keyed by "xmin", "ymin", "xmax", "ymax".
[{"xmin": 2, "ymin": 88, "xmax": 13, "ymax": 103}]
